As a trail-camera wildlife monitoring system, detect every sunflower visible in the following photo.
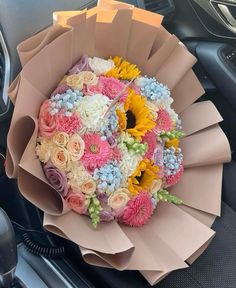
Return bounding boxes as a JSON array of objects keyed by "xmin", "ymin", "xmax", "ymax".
[
  {"xmin": 116, "ymin": 89, "xmax": 156, "ymax": 140},
  {"xmin": 128, "ymin": 159, "xmax": 159, "ymax": 195},
  {"xmin": 106, "ymin": 56, "xmax": 141, "ymax": 80}
]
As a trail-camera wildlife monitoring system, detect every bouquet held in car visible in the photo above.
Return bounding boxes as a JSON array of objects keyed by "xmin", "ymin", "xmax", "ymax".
[{"xmin": 6, "ymin": 0, "xmax": 231, "ymax": 285}]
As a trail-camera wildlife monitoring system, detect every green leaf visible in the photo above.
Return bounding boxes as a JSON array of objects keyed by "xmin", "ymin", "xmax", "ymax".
[{"xmin": 157, "ymin": 189, "xmax": 183, "ymax": 205}]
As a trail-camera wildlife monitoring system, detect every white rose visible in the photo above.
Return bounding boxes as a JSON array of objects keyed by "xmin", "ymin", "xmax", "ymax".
[{"xmin": 89, "ymin": 57, "xmax": 115, "ymax": 76}]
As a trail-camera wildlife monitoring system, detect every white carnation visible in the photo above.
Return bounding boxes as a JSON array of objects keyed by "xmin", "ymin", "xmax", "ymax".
[{"xmin": 89, "ymin": 57, "xmax": 115, "ymax": 76}]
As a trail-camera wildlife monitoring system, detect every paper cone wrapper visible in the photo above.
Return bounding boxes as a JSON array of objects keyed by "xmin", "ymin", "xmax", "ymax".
[{"xmin": 6, "ymin": 0, "xmax": 231, "ymax": 285}]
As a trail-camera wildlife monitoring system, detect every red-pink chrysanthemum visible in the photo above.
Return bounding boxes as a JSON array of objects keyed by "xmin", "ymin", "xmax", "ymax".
[
  {"xmin": 155, "ymin": 109, "xmax": 173, "ymax": 132},
  {"xmin": 121, "ymin": 192, "xmax": 154, "ymax": 227},
  {"xmin": 142, "ymin": 132, "xmax": 157, "ymax": 159},
  {"xmin": 99, "ymin": 76, "xmax": 128, "ymax": 102},
  {"xmin": 56, "ymin": 113, "xmax": 82, "ymax": 135},
  {"xmin": 81, "ymin": 134, "xmax": 112, "ymax": 172},
  {"xmin": 165, "ymin": 164, "xmax": 184, "ymax": 187}
]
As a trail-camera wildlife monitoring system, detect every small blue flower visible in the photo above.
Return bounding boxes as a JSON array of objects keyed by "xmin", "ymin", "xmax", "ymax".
[
  {"xmin": 49, "ymin": 89, "xmax": 83, "ymax": 116},
  {"xmin": 137, "ymin": 76, "xmax": 170, "ymax": 102},
  {"xmin": 93, "ymin": 162, "xmax": 122, "ymax": 194},
  {"xmin": 163, "ymin": 147, "xmax": 183, "ymax": 175}
]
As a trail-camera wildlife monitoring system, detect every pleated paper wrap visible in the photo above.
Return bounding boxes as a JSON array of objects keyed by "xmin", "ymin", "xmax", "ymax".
[{"xmin": 6, "ymin": 0, "xmax": 231, "ymax": 285}]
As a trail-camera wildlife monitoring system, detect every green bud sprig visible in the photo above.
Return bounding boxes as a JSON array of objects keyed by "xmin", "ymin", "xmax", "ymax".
[
  {"xmin": 124, "ymin": 139, "xmax": 147, "ymax": 155},
  {"xmin": 160, "ymin": 130, "xmax": 185, "ymax": 142},
  {"xmin": 157, "ymin": 189, "xmax": 183, "ymax": 205},
  {"xmin": 88, "ymin": 197, "xmax": 103, "ymax": 228}
]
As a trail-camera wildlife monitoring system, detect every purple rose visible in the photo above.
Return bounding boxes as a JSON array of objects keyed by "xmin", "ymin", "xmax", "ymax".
[
  {"xmin": 100, "ymin": 210, "xmax": 115, "ymax": 222},
  {"xmin": 43, "ymin": 162, "xmax": 68, "ymax": 197},
  {"xmin": 97, "ymin": 193, "xmax": 108, "ymax": 205},
  {"xmin": 68, "ymin": 55, "xmax": 91, "ymax": 75}
]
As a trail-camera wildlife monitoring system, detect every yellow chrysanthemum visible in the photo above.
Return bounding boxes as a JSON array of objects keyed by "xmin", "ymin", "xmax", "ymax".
[
  {"xmin": 116, "ymin": 89, "xmax": 155, "ymax": 139},
  {"xmin": 165, "ymin": 138, "xmax": 180, "ymax": 149},
  {"xmin": 106, "ymin": 56, "xmax": 141, "ymax": 80},
  {"xmin": 128, "ymin": 159, "xmax": 159, "ymax": 195}
]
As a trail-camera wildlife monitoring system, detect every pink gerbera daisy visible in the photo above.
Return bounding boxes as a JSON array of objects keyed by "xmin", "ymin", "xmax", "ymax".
[
  {"xmin": 121, "ymin": 192, "xmax": 154, "ymax": 227},
  {"xmin": 165, "ymin": 164, "xmax": 184, "ymax": 187},
  {"xmin": 142, "ymin": 132, "xmax": 157, "ymax": 159},
  {"xmin": 81, "ymin": 134, "xmax": 112, "ymax": 172},
  {"xmin": 155, "ymin": 109, "xmax": 173, "ymax": 132},
  {"xmin": 99, "ymin": 76, "xmax": 128, "ymax": 102},
  {"xmin": 56, "ymin": 113, "xmax": 82, "ymax": 135}
]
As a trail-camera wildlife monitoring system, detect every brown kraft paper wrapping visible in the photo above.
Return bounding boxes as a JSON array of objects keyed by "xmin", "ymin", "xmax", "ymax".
[{"xmin": 6, "ymin": 1, "xmax": 231, "ymax": 285}]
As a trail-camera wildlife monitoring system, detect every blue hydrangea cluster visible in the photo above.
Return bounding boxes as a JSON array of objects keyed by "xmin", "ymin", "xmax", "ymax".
[
  {"xmin": 100, "ymin": 109, "xmax": 118, "ymax": 138},
  {"xmin": 93, "ymin": 161, "xmax": 123, "ymax": 194},
  {"xmin": 163, "ymin": 147, "xmax": 183, "ymax": 176},
  {"xmin": 49, "ymin": 89, "xmax": 83, "ymax": 116},
  {"xmin": 138, "ymin": 76, "xmax": 170, "ymax": 102}
]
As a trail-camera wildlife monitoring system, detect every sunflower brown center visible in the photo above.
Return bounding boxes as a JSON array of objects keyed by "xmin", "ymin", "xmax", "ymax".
[
  {"xmin": 126, "ymin": 110, "xmax": 136, "ymax": 129},
  {"xmin": 135, "ymin": 171, "xmax": 145, "ymax": 183}
]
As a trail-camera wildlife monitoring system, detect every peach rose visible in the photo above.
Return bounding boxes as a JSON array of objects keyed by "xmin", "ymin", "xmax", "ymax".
[
  {"xmin": 52, "ymin": 132, "xmax": 69, "ymax": 147},
  {"xmin": 80, "ymin": 71, "xmax": 98, "ymax": 86},
  {"xmin": 66, "ymin": 74, "xmax": 84, "ymax": 90},
  {"xmin": 149, "ymin": 179, "xmax": 162, "ymax": 194},
  {"xmin": 67, "ymin": 192, "xmax": 87, "ymax": 214},
  {"xmin": 108, "ymin": 188, "xmax": 130, "ymax": 210},
  {"xmin": 80, "ymin": 178, "xmax": 96, "ymax": 195},
  {"xmin": 38, "ymin": 100, "xmax": 57, "ymax": 138},
  {"xmin": 51, "ymin": 147, "xmax": 71, "ymax": 171},
  {"xmin": 67, "ymin": 134, "xmax": 85, "ymax": 161}
]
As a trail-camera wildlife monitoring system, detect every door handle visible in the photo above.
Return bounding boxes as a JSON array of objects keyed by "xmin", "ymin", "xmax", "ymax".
[
  {"xmin": 210, "ymin": 0, "xmax": 236, "ymax": 33},
  {"xmin": 218, "ymin": 3, "xmax": 236, "ymax": 27}
]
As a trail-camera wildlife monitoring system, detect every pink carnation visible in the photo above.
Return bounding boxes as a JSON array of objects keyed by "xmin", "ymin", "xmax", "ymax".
[
  {"xmin": 56, "ymin": 113, "xmax": 82, "ymax": 135},
  {"xmin": 39, "ymin": 100, "xmax": 57, "ymax": 138},
  {"xmin": 81, "ymin": 134, "xmax": 112, "ymax": 172},
  {"xmin": 83, "ymin": 81, "xmax": 104, "ymax": 96},
  {"xmin": 142, "ymin": 132, "xmax": 157, "ymax": 159},
  {"xmin": 121, "ymin": 192, "xmax": 154, "ymax": 227},
  {"xmin": 99, "ymin": 76, "xmax": 128, "ymax": 102},
  {"xmin": 155, "ymin": 109, "xmax": 173, "ymax": 133},
  {"xmin": 165, "ymin": 164, "xmax": 184, "ymax": 187}
]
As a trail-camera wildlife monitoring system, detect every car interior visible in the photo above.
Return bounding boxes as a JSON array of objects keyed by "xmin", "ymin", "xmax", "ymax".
[{"xmin": 1, "ymin": 0, "xmax": 236, "ymax": 287}]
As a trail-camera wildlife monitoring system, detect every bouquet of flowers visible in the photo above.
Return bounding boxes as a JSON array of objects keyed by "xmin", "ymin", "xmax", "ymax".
[
  {"xmin": 6, "ymin": 0, "xmax": 231, "ymax": 285},
  {"xmin": 36, "ymin": 55, "xmax": 184, "ymax": 228}
]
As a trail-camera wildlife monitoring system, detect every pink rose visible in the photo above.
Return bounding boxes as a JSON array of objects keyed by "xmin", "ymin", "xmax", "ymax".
[
  {"xmin": 67, "ymin": 192, "xmax": 87, "ymax": 214},
  {"xmin": 83, "ymin": 81, "xmax": 104, "ymax": 96},
  {"xmin": 39, "ymin": 100, "xmax": 57, "ymax": 138}
]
